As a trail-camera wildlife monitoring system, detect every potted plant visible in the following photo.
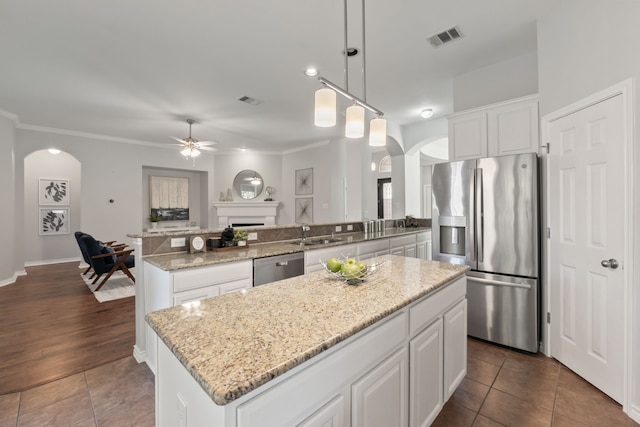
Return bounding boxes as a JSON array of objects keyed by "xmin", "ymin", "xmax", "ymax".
[
  {"xmin": 149, "ymin": 214, "xmax": 162, "ymax": 229},
  {"xmin": 233, "ymin": 229, "xmax": 249, "ymax": 246}
]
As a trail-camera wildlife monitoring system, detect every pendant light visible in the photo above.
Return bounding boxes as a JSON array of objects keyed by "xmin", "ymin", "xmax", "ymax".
[
  {"xmin": 312, "ymin": 0, "xmax": 385, "ymax": 145},
  {"xmin": 345, "ymin": 103, "xmax": 365, "ymax": 138},
  {"xmin": 314, "ymin": 88, "xmax": 336, "ymax": 127},
  {"xmin": 369, "ymin": 116, "xmax": 387, "ymax": 146}
]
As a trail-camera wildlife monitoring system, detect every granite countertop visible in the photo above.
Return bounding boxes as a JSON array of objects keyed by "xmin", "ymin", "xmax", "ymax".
[
  {"xmin": 143, "ymin": 227, "xmax": 431, "ymax": 271},
  {"xmin": 145, "ymin": 255, "xmax": 468, "ymax": 405}
]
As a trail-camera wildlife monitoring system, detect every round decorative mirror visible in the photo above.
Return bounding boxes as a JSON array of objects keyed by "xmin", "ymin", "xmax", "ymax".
[{"xmin": 233, "ymin": 169, "xmax": 264, "ymax": 200}]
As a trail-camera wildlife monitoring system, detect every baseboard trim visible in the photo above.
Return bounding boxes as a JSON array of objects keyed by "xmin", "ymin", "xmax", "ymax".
[
  {"xmin": 24, "ymin": 257, "xmax": 81, "ymax": 267},
  {"xmin": 0, "ymin": 270, "xmax": 27, "ymax": 287},
  {"xmin": 133, "ymin": 345, "xmax": 148, "ymax": 364}
]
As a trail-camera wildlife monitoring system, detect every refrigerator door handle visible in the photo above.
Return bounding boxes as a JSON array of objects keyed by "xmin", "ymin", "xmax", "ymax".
[
  {"xmin": 469, "ymin": 168, "xmax": 476, "ymax": 261},
  {"xmin": 469, "ymin": 276, "xmax": 532, "ymax": 290},
  {"xmin": 476, "ymin": 168, "xmax": 484, "ymax": 262}
]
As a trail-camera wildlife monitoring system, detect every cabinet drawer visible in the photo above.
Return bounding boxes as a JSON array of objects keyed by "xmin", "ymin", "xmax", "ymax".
[
  {"xmin": 390, "ymin": 235, "xmax": 416, "ymax": 248},
  {"xmin": 409, "ymin": 276, "xmax": 466, "ymax": 336},
  {"xmin": 357, "ymin": 239, "xmax": 390, "ymax": 256},
  {"xmin": 416, "ymin": 231, "xmax": 431, "ymax": 243},
  {"xmin": 173, "ymin": 285, "xmax": 220, "ymax": 306},
  {"xmin": 172, "ymin": 260, "xmax": 252, "ymax": 293}
]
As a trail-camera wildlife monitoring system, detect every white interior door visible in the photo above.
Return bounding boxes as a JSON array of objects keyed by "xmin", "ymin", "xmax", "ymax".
[{"xmin": 548, "ymin": 94, "xmax": 625, "ymax": 403}]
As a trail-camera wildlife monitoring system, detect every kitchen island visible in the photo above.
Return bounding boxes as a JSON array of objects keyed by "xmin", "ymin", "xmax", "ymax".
[{"xmin": 146, "ymin": 255, "xmax": 468, "ymax": 427}]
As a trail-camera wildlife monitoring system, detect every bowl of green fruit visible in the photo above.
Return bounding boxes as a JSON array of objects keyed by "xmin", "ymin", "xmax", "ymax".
[{"xmin": 320, "ymin": 256, "xmax": 386, "ymax": 284}]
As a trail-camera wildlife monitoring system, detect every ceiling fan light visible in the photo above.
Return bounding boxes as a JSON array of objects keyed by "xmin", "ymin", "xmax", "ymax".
[
  {"xmin": 369, "ymin": 117, "xmax": 387, "ymax": 146},
  {"xmin": 314, "ymin": 88, "xmax": 336, "ymax": 127},
  {"xmin": 190, "ymin": 148, "xmax": 201, "ymax": 158},
  {"xmin": 180, "ymin": 147, "xmax": 192, "ymax": 157},
  {"xmin": 345, "ymin": 104, "xmax": 365, "ymax": 138}
]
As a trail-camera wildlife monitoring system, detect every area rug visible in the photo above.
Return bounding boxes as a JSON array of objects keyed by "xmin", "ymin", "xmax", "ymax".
[{"xmin": 81, "ymin": 269, "xmax": 135, "ymax": 303}]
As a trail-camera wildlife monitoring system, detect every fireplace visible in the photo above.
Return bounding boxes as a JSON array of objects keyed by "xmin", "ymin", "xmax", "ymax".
[{"xmin": 212, "ymin": 202, "xmax": 280, "ymax": 228}]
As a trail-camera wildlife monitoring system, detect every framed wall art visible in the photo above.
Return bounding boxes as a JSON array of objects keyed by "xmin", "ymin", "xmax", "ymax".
[
  {"xmin": 39, "ymin": 179, "xmax": 69, "ymax": 205},
  {"xmin": 295, "ymin": 198, "xmax": 313, "ymax": 224},
  {"xmin": 39, "ymin": 208, "xmax": 70, "ymax": 235},
  {"xmin": 295, "ymin": 168, "xmax": 313, "ymax": 195}
]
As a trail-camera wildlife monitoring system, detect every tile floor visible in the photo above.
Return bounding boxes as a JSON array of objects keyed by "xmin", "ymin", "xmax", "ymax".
[
  {"xmin": 433, "ymin": 338, "xmax": 639, "ymax": 427},
  {"xmin": 0, "ymin": 338, "xmax": 637, "ymax": 427},
  {"xmin": 0, "ymin": 357, "xmax": 154, "ymax": 427}
]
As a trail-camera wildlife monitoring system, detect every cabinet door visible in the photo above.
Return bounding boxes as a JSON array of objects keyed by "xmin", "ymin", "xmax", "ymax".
[
  {"xmin": 487, "ymin": 98, "xmax": 539, "ymax": 157},
  {"xmin": 410, "ymin": 318, "xmax": 443, "ymax": 427},
  {"xmin": 405, "ymin": 244, "xmax": 417, "ymax": 258},
  {"xmin": 416, "ymin": 242, "xmax": 426, "ymax": 260},
  {"xmin": 352, "ymin": 348, "xmax": 407, "ymax": 427},
  {"xmin": 448, "ymin": 111, "xmax": 488, "ymax": 160},
  {"xmin": 390, "ymin": 247, "xmax": 404, "ymax": 257},
  {"xmin": 298, "ymin": 394, "xmax": 345, "ymax": 427},
  {"xmin": 444, "ymin": 299, "xmax": 467, "ymax": 400}
]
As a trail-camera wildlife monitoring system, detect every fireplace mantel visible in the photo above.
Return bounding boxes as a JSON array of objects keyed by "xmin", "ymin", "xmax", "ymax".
[{"xmin": 212, "ymin": 201, "xmax": 280, "ymax": 227}]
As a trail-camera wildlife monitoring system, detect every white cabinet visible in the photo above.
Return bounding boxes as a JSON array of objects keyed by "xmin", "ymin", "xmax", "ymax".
[
  {"xmin": 390, "ymin": 235, "xmax": 417, "ymax": 258},
  {"xmin": 444, "ymin": 299, "xmax": 467, "ymax": 400},
  {"xmin": 357, "ymin": 239, "xmax": 390, "ymax": 260},
  {"xmin": 352, "ymin": 348, "xmax": 408, "ymax": 427},
  {"xmin": 448, "ymin": 110, "xmax": 488, "ymax": 160},
  {"xmin": 410, "ymin": 318, "xmax": 443, "ymax": 427},
  {"xmin": 154, "ymin": 275, "xmax": 467, "ymax": 427},
  {"xmin": 416, "ymin": 231, "xmax": 432, "ymax": 261},
  {"xmin": 448, "ymin": 95, "xmax": 539, "ymax": 161},
  {"xmin": 304, "ymin": 244, "xmax": 357, "ymax": 273},
  {"xmin": 298, "ymin": 395, "xmax": 346, "ymax": 427}
]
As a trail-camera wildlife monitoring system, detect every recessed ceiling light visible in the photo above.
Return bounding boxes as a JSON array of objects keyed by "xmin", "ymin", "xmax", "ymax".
[
  {"xmin": 48, "ymin": 148, "xmax": 61, "ymax": 154},
  {"xmin": 239, "ymin": 148, "xmax": 248, "ymax": 152},
  {"xmin": 421, "ymin": 109, "xmax": 434, "ymax": 119},
  {"xmin": 305, "ymin": 68, "xmax": 318, "ymax": 77}
]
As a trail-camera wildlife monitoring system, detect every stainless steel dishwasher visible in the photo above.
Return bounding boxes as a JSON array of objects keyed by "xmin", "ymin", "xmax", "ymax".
[{"xmin": 253, "ymin": 252, "xmax": 304, "ymax": 286}]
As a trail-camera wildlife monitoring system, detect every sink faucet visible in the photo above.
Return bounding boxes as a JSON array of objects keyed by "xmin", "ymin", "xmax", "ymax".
[{"xmin": 301, "ymin": 225, "xmax": 310, "ymax": 241}]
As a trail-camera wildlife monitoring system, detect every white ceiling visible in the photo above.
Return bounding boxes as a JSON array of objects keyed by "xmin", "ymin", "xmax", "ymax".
[{"xmin": 0, "ymin": 0, "xmax": 558, "ymax": 153}]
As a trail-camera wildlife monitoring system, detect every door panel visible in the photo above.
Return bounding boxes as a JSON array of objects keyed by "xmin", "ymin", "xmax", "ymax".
[
  {"xmin": 476, "ymin": 154, "xmax": 538, "ymax": 277},
  {"xmin": 549, "ymin": 94, "xmax": 624, "ymax": 403}
]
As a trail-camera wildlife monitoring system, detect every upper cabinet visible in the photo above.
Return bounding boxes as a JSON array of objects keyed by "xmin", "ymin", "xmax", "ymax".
[{"xmin": 448, "ymin": 95, "xmax": 539, "ymax": 161}]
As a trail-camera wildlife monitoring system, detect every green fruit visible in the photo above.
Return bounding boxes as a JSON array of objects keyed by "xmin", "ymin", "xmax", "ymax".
[
  {"xmin": 326, "ymin": 257, "xmax": 342, "ymax": 273},
  {"xmin": 356, "ymin": 262, "xmax": 367, "ymax": 275},
  {"xmin": 341, "ymin": 261, "xmax": 363, "ymax": 280}
]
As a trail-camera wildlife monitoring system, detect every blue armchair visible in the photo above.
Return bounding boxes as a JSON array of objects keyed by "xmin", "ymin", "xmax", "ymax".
[{"xmin": 77, "ymin": 233, "xmax": 135, "ymax": 291}]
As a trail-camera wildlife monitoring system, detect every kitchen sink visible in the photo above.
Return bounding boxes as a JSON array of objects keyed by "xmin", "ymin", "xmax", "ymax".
[{"xmin": 290, "ymin": 238, "xmax": 342, "ymax": 246}]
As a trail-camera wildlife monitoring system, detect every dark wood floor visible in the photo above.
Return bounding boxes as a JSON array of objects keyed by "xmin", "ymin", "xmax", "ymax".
[{"xmin": 0, "ymin": 262, "xmax": 135, "ymax": 395}]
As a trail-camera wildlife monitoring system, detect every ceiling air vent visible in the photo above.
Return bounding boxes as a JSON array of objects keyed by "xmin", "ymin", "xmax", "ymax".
[
  {"xmin": 238, "ymin": 96, "xmax": 263, "ymax": 106},
  {"xmin": 428, "ymin": 26, "xmax": 463, "ymax": 48}
]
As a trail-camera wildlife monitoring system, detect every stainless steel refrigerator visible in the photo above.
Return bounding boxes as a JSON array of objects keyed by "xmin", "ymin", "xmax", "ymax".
[{"xmin": 432, "ymin": 153, "xmax": 539, "ymax": 352}]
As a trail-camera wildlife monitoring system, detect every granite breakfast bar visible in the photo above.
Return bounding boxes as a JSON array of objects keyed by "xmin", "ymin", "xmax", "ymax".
[{"xmin": 146, "ymin": 255, "xmax": 468, "ymax": 427}]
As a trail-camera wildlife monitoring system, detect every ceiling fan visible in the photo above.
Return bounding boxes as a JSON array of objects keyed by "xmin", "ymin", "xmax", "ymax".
[{"xmin": 171, "ymin": 119, "xmax": 217, "ymax": 158}]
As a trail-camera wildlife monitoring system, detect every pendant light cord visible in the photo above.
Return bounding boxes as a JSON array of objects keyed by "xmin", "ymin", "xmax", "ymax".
[
  {"xmin": 361, "ymin": 0, "xmax": 366, "ymax": 103},
  {"xmin": 344, "ymin": 0, "xmax": 349, "ymax": 93}
]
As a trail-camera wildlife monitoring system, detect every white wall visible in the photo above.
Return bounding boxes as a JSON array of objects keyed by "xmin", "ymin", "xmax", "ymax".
[
  {"xmin": 282, "ymin": 141, "xmax": 334, "ymax": 224},
  {"xmin": 0, "ymin": 114, "xmax": 20, "ymax": 284},
  {"xmin": 24, "ymin": 151, "xmax": 81, "ymax": 264},
  {"xmin": 537, "ymin": 0, "xmax": 640, "ymax": 420},
  {"xmin": 213, "ymin": 151, "xmax": 283, "ymax": 226},
  {"xmin": 14, "ymin": 128, "xmax": 215, "ymax": 265},
  {"xmin": 404, "ymin": 150, "xmax": 421, "ymax": 218},
  {"xmin": 453, "ymin": 51, "xmax": 539, "ymax": 112}
]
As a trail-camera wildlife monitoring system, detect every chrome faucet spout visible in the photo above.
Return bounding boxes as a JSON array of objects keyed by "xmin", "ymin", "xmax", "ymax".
[{"xmin": 301, "ymin": 225, "xmax": 310, "ymax": 240}]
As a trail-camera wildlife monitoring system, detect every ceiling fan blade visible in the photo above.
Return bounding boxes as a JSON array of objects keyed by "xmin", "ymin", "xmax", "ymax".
[
  {"xmin": 171, "ymin": 136, "xmax": 187, "ymax": 144},
  {"xmin": 199, "ymin": 146, "xmax": 218, "ymax": 152},
  {"xmin": 196, "ymin": 141, "xmax": 217, "ymax": 146}
]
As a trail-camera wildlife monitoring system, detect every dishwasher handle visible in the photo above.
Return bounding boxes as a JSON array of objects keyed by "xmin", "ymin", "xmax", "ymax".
[{"xmin": 276, "ymin": 261, "xmax": 288, "ymax": 267}]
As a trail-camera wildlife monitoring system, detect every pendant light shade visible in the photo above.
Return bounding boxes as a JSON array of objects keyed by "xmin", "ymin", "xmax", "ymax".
[
  {"xmin": 314, "ymin": 88, "xmax": 337, "ymax": 127},
  {"xmin": 368, "ymin": 117, "xmax": 387, "ymax": 146},
  {"xmin": 345, "ymin": 104, "xmax": 365, "ymax": 138}
]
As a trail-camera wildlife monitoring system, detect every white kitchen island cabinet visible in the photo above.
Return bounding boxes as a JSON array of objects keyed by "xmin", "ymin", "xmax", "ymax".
[{"xmin": 148, "ymin": 256, "xmax": 468, "ymax": 427}]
